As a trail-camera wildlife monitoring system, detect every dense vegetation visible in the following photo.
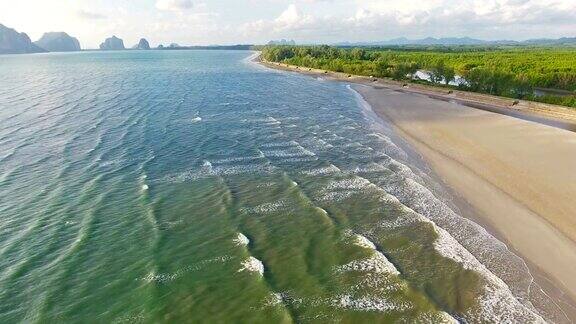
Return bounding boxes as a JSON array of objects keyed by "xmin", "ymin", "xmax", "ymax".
[{"xmin": 262, "ymin": 45, "xmax": 576, "ymax": 108}]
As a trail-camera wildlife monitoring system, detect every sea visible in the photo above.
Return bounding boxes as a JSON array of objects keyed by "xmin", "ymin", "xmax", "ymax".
[{"xmin": 0, "ymin": 50, "xmax": 564, "ymax": 323}]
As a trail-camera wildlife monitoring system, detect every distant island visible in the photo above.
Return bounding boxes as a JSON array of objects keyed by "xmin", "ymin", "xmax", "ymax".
[
  {"xmin": 100, "ymin": 36, "xmax": 125, "ymax": 50},
  {"xmin": 134, "ymin": 38, "xmax": 150, "ymax": 50},
  {"xmin": 0, "ymin": 23, "xmax": 46, "ymax": 54},
  {"xmin": 35, "ymin": 32, "xmax": 81, "ymax": 52}
]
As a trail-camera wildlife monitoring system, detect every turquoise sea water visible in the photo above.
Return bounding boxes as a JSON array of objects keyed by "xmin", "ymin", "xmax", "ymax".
[{"xmin": 0, "ymin": 51, "xmax": 564, "ymax": 323}]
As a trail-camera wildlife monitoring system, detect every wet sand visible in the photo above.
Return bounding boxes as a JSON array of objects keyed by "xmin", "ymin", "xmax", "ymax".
[{"xmin": 355, "ymin": 85, "xmax": 576, "ymax": 321}]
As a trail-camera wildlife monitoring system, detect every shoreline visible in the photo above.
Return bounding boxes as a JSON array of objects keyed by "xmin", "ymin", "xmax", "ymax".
[
  {"xmin": 258, "ymin": 55, "xmax": 576, "ymax": 321},
  {"xmin": 260, "ymin": 59, "xmax": 576, "ymax": 132}
]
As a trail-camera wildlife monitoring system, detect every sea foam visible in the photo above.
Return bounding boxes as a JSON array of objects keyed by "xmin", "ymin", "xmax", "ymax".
[
  {"xmin": 233, "ymin": 233, "xmax": 250, "ymax": 246},
  {"xmin": 239, "ymin": 256, "xmax": 264, "ymax": 276}
]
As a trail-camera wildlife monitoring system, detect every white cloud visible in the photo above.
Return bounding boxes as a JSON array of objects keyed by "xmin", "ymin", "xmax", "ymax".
[
  {"xmin": 276, "ymin": 4, "xmax": 300, "ymax": 25},
  {"xmin": 240, "ymin": 4, "xmax": 316, "ymax": 37},
  {"xmin": 156, "ymin": 0, "xmax": 194, "ymax": 11},
  {"xmin": 240, "ymin": 0, "xmax": 576, "ymax": 42},
  {"xmin": 274, "ymin": 4, "xmax": 315, "ymax": 29}
]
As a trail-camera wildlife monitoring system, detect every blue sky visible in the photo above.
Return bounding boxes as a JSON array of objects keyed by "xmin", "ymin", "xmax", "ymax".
[{"xmin": 1, "ymin": 0, "xmax": 575, "ymax": 49}]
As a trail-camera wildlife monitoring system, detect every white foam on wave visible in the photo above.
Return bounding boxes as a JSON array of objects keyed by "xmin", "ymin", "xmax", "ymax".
[
  {"xmin": 242, "ymin": 116, "xmax": 280, "ymax": 124},
  {"xmin": 141, "ymin": 184, "xmax": 149, "ymax": 191},
  {"xmin": 241, "ymin": 199, "xmax": 289, "ymax": 214},
  {"xmin": 263, "ymin": 116, "xmax": 281, "ymax": 126},
  {"xmin": 141, "ymin": 255, "xmax": 233, "ymax": 284},
  {"xmin": 239, "ymin": 256, "xmax": 264, "ymax": 276},
  {"xmin": 263, "ymin": 293, "xmax": 285, "ymax": 307},
  {"xmin": 315, "ymin": 191, "xmax": 357, "ymax": 202},
  {"xmin": 211, "ymin": 163, "xmax": 273, "ymax": 176},
  {"xmin": 99, "ymin": 159, "xmax": 124, "ymax": 167},
  {"xmin": 260, "ymin": 140, "xmax": 299, "ymax": 148},
  {"xmin": 233, "ymin": 233, "xmax": 250, "ymax": 246},
  {"xmin": 210, "ymin": 155, "xmax": 264, "ymax": 165},
  {"xmin": 348, "ymin": 272, "xmax": 404, "ymax": 294},
  {"xmin": 341, "ymin": 141, "xmax": 363, "ymax": 148},
  {"xmin": 280, "ymin": 156, "xmax": 318, "ymax": 163},
  {"xmin": 113, "ymin": 311, "xmax": 146, "ymax": 323},
  {"xmin": 376, "ymin": 213, "xmax": 421, "ymax": 230},
  {"xmin": 347, "ymin": 162, "xmax": 390, "ymax": 174},
  {"xmin": 159, "ymin": 162, "xmax": 276, "ymax": 183},
  {"xmin": 260, "ymin": 144, "xmax": 316, "ymax": 158},
  {"xmin": 335, "ymin": 234, "xmax": 400, "ymax": 275},
  {"xmin": 98, "ymin": 156, "xmax": 148, "ymax": 168},
  {"xmin": 378, "ymin": 182, "xmax": 546, "ymax": 322},
  {"xmin": 318, "ymin": 166, "xmax": 546, "ymax": 321},
  {"xmin": 261, "ymin": 290, "xmax": 410, "ymax": 315},
  {"xmin": 324, "ymin": 177, "xmax": 371, "ymax": 190},
  {"xmin": 316, "ymin": 207, "xmax": 328, "ymax": 216},
  {"xmin": 431, "ymin": 223, "xmax": 545, "ymax": 323},
  {"xmin": 412, "ymin": 311, "xmax": 459, "ymax": 324},
  {"xmin": 300, "ymin": 164, "xmax": 341, "ymax": 176},
  {"xmin": 353, "ymin": 234, "xmax": 376, "ymax": 250},
  {"xmin": 384, "ymin": 159, "xmax": 421, "ymax": 182},
  {"xmin": 333, "ymin": 294, "xmax": 411, "ymax": 312},
  {"xmin": 299, "ymin": 137, "xmax": 334, "ymax": 151},
  {"xmin": 313, "ymin": 176, "xmax": 376, "ymax": 203},
  {"xmin": 366, "ymin": 132, "xmax": 407, "ymax": 159},
  {"xmin": 256, "ymin": 182, "xmax": 277, "ymax": 188},
  {"xmin": 335, "ymin": 252, "xmax": 400, "ymax": 275}
]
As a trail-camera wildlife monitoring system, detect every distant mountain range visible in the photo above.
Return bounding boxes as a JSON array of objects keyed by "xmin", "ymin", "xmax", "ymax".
[
  {"xmin": 268, "ymin": 39, "xmax": 296, "ymax": 46},
  {"xmin": 335, "ymin": 37, "xmax": 576, "ymax": 47}
]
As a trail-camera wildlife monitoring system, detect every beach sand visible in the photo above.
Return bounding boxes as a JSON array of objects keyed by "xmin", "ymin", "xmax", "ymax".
[{"xmin": 355, "ymin": 85, "xmax": 576, "ymax": 321}]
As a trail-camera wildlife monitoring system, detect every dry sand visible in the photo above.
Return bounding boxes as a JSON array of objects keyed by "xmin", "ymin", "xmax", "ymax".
[{"xmin": 259, "ymin": 57, "xmax": 576, "ymax": 320}]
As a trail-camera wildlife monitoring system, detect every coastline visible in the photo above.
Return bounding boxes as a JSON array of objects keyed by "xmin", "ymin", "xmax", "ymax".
[
  {"xmin": 260, "ymin": 59, "xmax": 576, "ymax": 132},
  {"xmin": 258, "ymin": 55, "xmax": 576, "ymax": 321}
]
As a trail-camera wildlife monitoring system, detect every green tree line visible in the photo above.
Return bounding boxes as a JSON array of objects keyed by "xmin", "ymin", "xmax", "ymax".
[{"xmin": 262, "ymin": 45, "xmax": 576, "ymax": 108}]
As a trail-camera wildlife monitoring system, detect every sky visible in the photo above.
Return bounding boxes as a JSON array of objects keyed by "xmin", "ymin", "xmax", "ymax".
[{"xmin": 1, "ymin": 0, "xmax": 575, "ymax": 49}]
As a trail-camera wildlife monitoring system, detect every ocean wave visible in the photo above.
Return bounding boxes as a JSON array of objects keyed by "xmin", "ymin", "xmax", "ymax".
[
  {"xmin": 238, "ymin": 256, "xmax": 264, "ymax": 276},
  {"xmin": 140, "ymin": 255, "xmax": 234, "ymax": 284},
  {"xmin": 233, "ymin": 233, "xmax": 250, "ymax": 246}
]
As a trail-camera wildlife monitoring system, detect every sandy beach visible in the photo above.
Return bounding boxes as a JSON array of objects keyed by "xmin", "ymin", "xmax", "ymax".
[
  {"xmin": 356, "ymin": 85, "xmax": 576, "ymax": 319},
  {"xmin": 260, "ymin": 58, "xmax": 576, "ymax": 321}
]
